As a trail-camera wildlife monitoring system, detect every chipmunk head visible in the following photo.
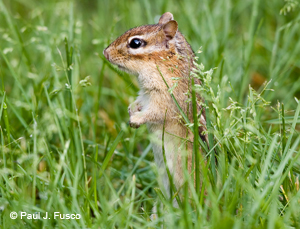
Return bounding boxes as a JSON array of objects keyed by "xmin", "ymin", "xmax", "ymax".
[{"xmin": 103, "ymin": 12, "xmax": 194, "ymax": 75}]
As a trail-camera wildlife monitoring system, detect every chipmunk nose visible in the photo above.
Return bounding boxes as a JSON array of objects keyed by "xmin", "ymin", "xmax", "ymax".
[{"xmin": 103, "ymin": 48, "xmax": 110, "ymax": 61}]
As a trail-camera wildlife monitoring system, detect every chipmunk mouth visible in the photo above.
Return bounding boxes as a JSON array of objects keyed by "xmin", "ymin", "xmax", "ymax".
[
  {"xmin": 117, "ymin": 65, "xmax": 126, "ymax": 71},
  {"xmin": 116, "ymin": 64, "xmax": 137, "ymax": 75}
]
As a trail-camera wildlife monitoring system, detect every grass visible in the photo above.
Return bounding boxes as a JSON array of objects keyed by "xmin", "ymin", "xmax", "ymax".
[{"xmin": 0, "ymin": 0, "xmax": 300, "ymax": 228}]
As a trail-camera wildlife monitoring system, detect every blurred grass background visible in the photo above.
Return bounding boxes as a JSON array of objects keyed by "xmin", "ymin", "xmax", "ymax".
[{"xmin": 0, "ymin": 0, "xmax": 300, "ymax": 228}]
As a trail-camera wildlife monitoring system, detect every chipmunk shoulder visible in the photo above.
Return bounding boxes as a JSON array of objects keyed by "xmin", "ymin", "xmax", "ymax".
[{"xmin": 104, "ymin": 12, "xmax": 206, "ymax": 195}]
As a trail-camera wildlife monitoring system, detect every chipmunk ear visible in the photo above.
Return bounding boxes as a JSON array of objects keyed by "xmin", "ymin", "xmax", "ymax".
[
  {"xmin": 158, "ymin": 12, "xmax": 174, "ymax": 24},
  {"xmin": 162, "ymin": 20, "xmax": 178, "ymax": 41}
]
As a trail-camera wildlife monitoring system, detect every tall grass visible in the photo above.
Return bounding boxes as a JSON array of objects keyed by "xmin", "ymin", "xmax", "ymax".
[{"xmin": 0, "ymin": 0, "xmax": 300, "ymax": 228}]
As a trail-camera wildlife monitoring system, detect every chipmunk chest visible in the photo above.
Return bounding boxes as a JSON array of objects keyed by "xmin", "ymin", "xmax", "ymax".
[{"xmin": 138, "ymin": 71, "xmax": 164, "ymax": 91}]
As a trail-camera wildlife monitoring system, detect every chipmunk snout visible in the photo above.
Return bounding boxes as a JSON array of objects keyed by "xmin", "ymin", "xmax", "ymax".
[{"xmin": 103, "ymin": 48, "xmax": 110, "ymax": 61}]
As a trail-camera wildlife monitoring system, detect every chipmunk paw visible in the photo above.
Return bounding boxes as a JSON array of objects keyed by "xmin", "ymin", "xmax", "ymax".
[
  {"xmin": 128, "ymin": 102, "xmax": 142, "ymax": 116},
  {"xmin": 129, "ymin": 112, "xmax": 144, "ymax": 129},
  {"xmin": 129, "ymin": 121, "xmax": 140, "ymax": 129}
]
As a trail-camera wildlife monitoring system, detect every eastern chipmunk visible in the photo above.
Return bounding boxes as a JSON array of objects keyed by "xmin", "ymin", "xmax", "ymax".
[{"xmin": 104, "ymin": 12, "xmax": 206, "ymax": 198}]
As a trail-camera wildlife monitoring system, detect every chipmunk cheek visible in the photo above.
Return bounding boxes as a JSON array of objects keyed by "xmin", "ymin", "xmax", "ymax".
[{"xmin": 117, "ymin": 49, "xmax": 125, "ymax": 56}]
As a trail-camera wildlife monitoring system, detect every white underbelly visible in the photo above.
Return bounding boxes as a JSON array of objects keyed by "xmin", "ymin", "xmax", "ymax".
[{"xmin": 148, "ymin": 124, "xmax": 187, "ymax": 196}]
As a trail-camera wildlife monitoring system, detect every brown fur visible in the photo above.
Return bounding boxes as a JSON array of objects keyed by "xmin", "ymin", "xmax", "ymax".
[{"xmin": 104, "ymin": 12, "xmax": 206, "ymax": 198}]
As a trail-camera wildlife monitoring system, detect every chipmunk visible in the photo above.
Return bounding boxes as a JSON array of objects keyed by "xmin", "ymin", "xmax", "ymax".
[{"xmin": 103, "ymin": 12, "xmax": 206, "ymax": 199}]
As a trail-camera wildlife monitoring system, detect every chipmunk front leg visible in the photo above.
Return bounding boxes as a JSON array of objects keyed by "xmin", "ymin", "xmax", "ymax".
[
  {"xmin": 128, "ymin": 100, "xmax": 142, "ymax": 117},
  {"xmin": 129, "ymin": 93, "xmax": 169, "ymax": 128},
  {"xmin": 128, "ymin": 100, "xmax": 143, "ymax": 128},
  {"xmin": 128, "ymin": 91, "xmax": 153, "ymax": 128},
  {"xmin": 129, "ymin": 111, "xmax": 145, "ymax": 128}
]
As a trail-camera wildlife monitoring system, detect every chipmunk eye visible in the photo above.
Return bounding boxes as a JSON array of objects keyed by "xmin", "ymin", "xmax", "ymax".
[{"xmin": 129, "ymin": 38, "xmax": 142, "ymax": 49}]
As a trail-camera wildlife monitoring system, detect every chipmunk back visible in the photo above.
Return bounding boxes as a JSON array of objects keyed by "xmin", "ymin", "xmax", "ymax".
[{"xmin": 104, "ymin": 12, "xmax": 206, "ymax": 198}]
